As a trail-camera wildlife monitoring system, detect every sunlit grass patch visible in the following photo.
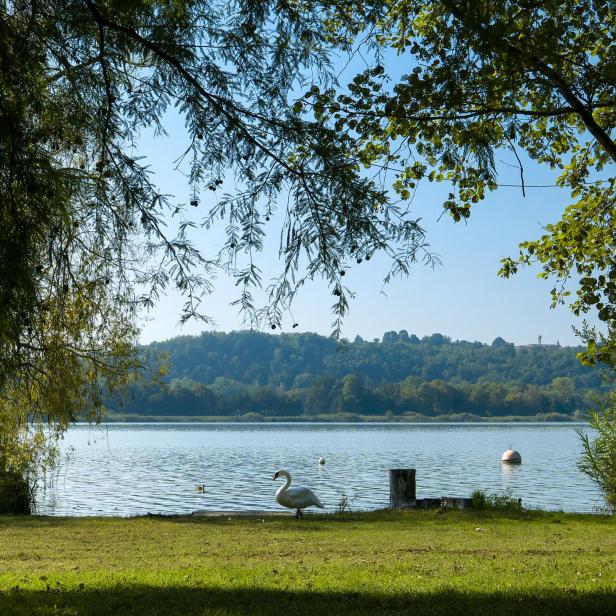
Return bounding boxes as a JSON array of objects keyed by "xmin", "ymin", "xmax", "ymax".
[{"xmin": 0, "ymin": 510, "xmax": 615, "ymax": 614}]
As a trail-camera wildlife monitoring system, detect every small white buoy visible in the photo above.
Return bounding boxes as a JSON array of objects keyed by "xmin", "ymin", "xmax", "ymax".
[
  {"xmin": 501, "ymin": 449, "xmax": 522, "ymax": 464},
  {"xmin": 318, "ymin": 457, "xmax": 326, "ymax": 465}
]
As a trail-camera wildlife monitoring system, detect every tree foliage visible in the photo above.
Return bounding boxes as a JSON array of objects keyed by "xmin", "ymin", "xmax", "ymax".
[
  {"xmin": 0, "ymin": 0, "xmax": 437, "ymax": 506},
  {"xmin": 111, "ymin": 372, "xmax": 590, "ymax": 420},
  {"xmin": 148, "ymin": 330, "xmax": 599, "ymax": 388},
  {"xmin": 3, "ymin": 1, "xmax": 616, "ymax": 507},
  {"xmin": 577, "ymin": 399, "xmax": 616, "ymax": 512},
  {"xmin": 106, "ymin": 330, "xmax": 599, "ymax": 419},
  {"xmin": 301, "ymin": 0, "xmax": 616, "ymax": 359}
]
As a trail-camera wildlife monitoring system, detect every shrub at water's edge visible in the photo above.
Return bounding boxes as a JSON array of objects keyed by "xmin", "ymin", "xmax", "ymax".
[
  {"xmin": 470, "ymin": 490, "xmax": 523, "ymax": 512},
  {"xmin": 0, "ymin": 471, "xmax": 31, "ymax": 515},
  {"xmin": 577, "ymin": 400, "xmax": 616, "ymax": 512}
]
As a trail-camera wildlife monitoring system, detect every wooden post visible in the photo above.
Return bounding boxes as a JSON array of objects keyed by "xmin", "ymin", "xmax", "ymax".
[{"xmin": 389, "ymin": 468, "xmax": 416, "ymax": 508}]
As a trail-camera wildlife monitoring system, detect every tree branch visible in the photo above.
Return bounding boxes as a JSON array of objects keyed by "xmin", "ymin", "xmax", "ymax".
[
  {"xmin": 527, "ymin": 56, "xmax": 616, "ymax": 162},
  {"xmin": 443, "ymin": 1, "xmax": 616, "ymax": 163},
  {"xmin": 82, "ymin": 0, "xmax": 299, "ymax": 176}
]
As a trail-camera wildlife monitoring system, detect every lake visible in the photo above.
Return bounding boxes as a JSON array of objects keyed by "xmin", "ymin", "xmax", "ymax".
[{"xmin": 35, "ymin": 422, "xmax": 603, "ymax": 516}]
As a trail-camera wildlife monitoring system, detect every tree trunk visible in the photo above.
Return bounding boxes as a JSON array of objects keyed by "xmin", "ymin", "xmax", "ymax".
[{"xmin": 389, "ymin": 468, "xmax": 416, "ymax": 508}]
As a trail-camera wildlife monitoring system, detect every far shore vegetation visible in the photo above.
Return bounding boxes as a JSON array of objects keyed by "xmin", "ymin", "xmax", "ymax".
[
  {"xmin": 105, "ymin": 330, "xmax": 600, "ymax": 422},
  {"xmin": 104, "ymin": 411, "xmax": 584, "ymax": 423}
]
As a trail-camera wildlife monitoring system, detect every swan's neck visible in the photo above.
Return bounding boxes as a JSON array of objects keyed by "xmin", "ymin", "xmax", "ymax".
[{"xmin": 276, "ymin": 472, "xmax": 291, "ymax": 494}]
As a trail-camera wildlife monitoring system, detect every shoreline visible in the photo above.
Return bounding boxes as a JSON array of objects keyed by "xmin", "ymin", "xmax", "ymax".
[{"xmin": 100, "ymin": 412, "xmax": 584, "ymax": 424}]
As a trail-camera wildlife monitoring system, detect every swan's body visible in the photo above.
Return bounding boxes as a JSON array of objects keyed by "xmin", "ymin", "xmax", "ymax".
[{"xmin": 273, "ymin": 470, "xmax": 323, "ymax": 518}]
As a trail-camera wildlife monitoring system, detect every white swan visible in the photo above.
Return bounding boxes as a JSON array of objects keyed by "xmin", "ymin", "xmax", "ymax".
[{"xmin": 273, "ymin": 469, "xmax": 323, "ymax": 518}]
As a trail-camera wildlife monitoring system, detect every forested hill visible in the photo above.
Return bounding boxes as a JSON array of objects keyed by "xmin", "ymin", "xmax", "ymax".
[
  {"xmin": 105, "ymin": 331, "xmax": 604, "ymax": 419},
  {"xmin": 145, "ymin": 331, "xmax": 599, "ymax": 389}
]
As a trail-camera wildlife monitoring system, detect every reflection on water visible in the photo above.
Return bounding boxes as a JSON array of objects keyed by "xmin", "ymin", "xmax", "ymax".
[
  {"xmin": 499, "ymin": 461, "xmax": 522, "ymax": 491},
  {"xmin": 35, "ymin": 422, "xmax": 603, "ymax": 516}
]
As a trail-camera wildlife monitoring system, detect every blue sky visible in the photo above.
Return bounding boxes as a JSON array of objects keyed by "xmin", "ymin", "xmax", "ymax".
[
  {"xmin": 135, "ymin": 49, "xmax": 595, "ymax": 348},
  {"xmin": 137, "ymin": 112, "xmax": 589, "ymax": 347}
]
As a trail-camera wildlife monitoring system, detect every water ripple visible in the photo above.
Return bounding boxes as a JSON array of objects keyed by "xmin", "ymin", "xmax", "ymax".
[{"xmin": 35, "ymin": 422, "xmax": 603, "ymax": 516}]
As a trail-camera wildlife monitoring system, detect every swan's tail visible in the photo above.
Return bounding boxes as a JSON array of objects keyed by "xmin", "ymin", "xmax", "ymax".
[{"xmin": 315, "ymin": 498, "xmax": 324, "ymax": 508}]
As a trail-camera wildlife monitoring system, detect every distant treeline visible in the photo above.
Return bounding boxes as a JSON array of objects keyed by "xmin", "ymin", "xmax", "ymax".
[
  {"xmin": 105, "ymin": 331, "xmax": 602, "ymax": 419},
  {"xmin": 110, "ymin": 374, "xmax": 590, "ymax": 419},
  {"xmin": 145, "ymin": 330, "xmax": 600, "ymax": 388}
]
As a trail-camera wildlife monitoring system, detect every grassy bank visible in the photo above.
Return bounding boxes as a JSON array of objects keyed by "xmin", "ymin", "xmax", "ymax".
[
  {"xmin": 1, "ymin": 510, "xmax": 615, "ymax": 615},
  {"xmin": 103, "ymin": 411, "xmax": 580, "ymax": 423}
]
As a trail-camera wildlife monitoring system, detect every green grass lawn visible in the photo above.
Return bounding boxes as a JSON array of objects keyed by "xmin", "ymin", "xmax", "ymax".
[{"xmin": 1, "ymin": 510, "xmax": 615, "ymax": 615}]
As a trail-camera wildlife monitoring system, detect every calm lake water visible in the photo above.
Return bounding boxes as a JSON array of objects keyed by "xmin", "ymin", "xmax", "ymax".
[{"xmin": 36, "ymin": 422, "xmax": 603, "ymax": 516}]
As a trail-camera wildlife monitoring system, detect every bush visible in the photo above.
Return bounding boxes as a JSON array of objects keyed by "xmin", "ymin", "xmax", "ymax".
[
  {"xmin": 470, "ymin": 490, "xmax": 523, "ymax": 512},
  {"xmin": 0, "ymin": 471, "xmax": 32, "ymax": 515},
  {"xmin": 577, "ymin": 404, "xmax": 616, "ymax": 512},
  {"xmin": 471, "ymin": 490, "xmax": 488, "ymax": 510}
]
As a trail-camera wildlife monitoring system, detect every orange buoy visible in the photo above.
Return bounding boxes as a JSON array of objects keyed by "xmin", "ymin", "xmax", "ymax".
[{"xmin": 501, "ymin": 449, "xmax": 522, "ymax": 464}]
